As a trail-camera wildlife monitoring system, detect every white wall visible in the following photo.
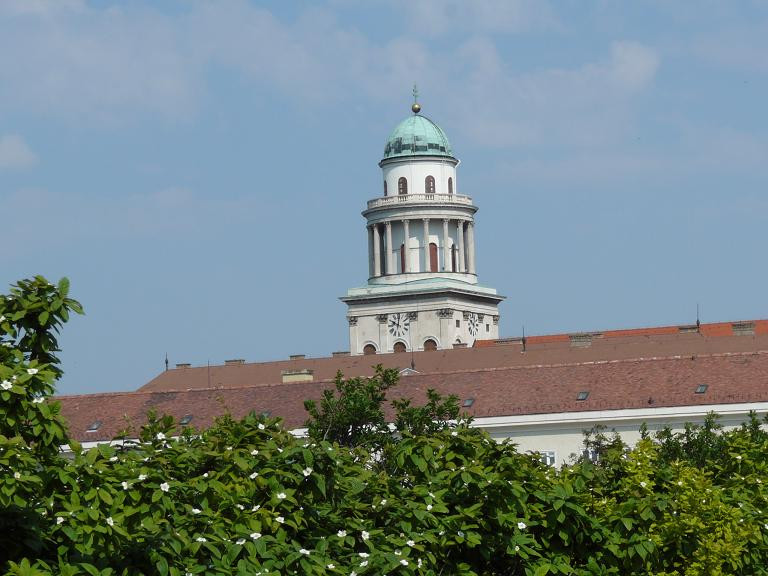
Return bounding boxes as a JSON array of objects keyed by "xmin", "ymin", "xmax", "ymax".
[
  {"xmin": 476, "ymin": 402, "xmax": 768, "ymax": 467},
  {"xmin": 382, "ymin": 158, "xmax": 458, "ymax": 197}
]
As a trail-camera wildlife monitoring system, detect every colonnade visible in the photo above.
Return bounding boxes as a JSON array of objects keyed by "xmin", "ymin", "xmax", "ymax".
[{"xmin": 368, "ymin": 217, "xmax": 476, "ymax": 277}]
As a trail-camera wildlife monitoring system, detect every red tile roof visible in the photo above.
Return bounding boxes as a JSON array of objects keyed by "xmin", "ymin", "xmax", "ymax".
[
  {"xmin": 56, "ymin": 318, "xmax": 768, "ymax": 443},
  {"xmin": 137, "ymin": 319, "xmax": 768, "ymax": 393}
]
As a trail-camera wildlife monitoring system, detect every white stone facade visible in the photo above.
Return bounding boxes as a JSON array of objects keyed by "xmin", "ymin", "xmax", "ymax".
[{"xmin": 342, "ymin": 109, "xmax": 504, "ymax": 355}]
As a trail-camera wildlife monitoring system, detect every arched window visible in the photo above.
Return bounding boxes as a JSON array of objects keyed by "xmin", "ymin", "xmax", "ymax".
[
  {"xmin": 393, "ymin": 342, "xmax": 407, "ymax": 353},
  {"xmin": 384, "ymin": 181, "xmax": 388, "ymax": 196},
  {"xmin": 398, "ymin": 177, "xmax": 408, "ymax": 195},
  {"xmin": 429, "ymin": 242, "xmax": 438, "ymax": 272},
  {"xmin": 400, "ymin": 244, "xmax": 406, "ymax": 273},
  {"xmin": 425, "ymin": 175, "xmax": 435, "ymax": 194},
  {"xmin": 423, "ymin": 338, "xmax": 437, "ymax": 351},
  {"xmin": 448, "ymin": 177, "xmax": 453, "ymax": 195},
  {"xmin": 363, "ymin": 344, "xmax": 377, "ymax": 355}
]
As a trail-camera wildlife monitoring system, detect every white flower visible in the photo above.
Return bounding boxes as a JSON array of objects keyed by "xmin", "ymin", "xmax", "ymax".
[
  {"xmin": 250, "ymin": 532, "xmax": 262, "ymax": 540},
  {"xmin": 196, "ymin": 537, "xmax": 207, "ymax": 542},
  {"xmin": 156, "ymin": 432, "xmax": 166, "ymax": 440},
  {"xmin": 202, "ymin": 472, "xmax": 209, "ymax": 478},
  {"xmin": 106, "ymin": 517, "xmax": 114, "ymax": 527},
  {"xmin": 252, "ymin": 505, "xmax": 261, "ymax": 512},
  {"xmin": 138, "ymin": 474, "xmax": 147, "ymax": 481},
  {"xmin": 451, "ymin": 431, "xmax": 458, "ymax": 436},
  {"xmin": 736, "ymin": 455, "xmax": 742, "ymax": 460},
  {"xmin": 27, "ymin": 368, "xmax": 38, "ymax": 375},
  {"xmin": 192, "ymin": 508, "xmax": 201, "ymax": 514},
  {"xmin": 109, "ymin": 456, "xmax": 118, "ymax": 462},
  {"xmin": 457, "ymin": 530, "xmax": 465, "ymax": 537},
  {"xmin": 418, "ymin": 559, "xmax": 423, "ymax": 568},
  {"xmin": 276, "ymin": 516, "xmax": 285, "ymax": 524},
  {"xmin": 515, "ymin": 545, "xmax": 520, "ymax": 552},
  {"xmin": 327, "ymin": 564, "xmax": 335, "ymax": 569},
  {"xmin": 380, "ymin": 499, "xmax": 387, "ymax": 505},
  {"xmin": 361, "ymin": 530, "xmax": 370, "ymax": 540},
  {"xmin": 249, "ymin": 472, "xmax": 258, "ymax": 479},
  {"xmin": 159, "ymin": 482, "xmax": 170, "ymax": 492},
  {"xmin": 236, "ymin": 504, "xmax": 244, "ymax": 510},
  {"xmin": 337, "ymin": 530, "xmax": 347, "ymax": 537},
  {"xmin": 0, "ymin": 315, "xmax": 5, "ymax": 322},
  {"xmin": 358, "ymin": 552, "xmax": 369, "ymax": 558},
  {"xmin": 359, "ymin": 561, "xmax": 368, "ymax": 567},
  {"xmin": 640, "ymin": 481, "xmax": 647, "ymax": 488},
  {"xmin": 56, "ymin": 516, "xmax": 65, "ymax": 525},
  {"xmin": 121, "ymin": 481, "xmax": 129, "ymax": 490},
  {"xmin": 302, "ymin": 467, "xmax": 313, "ymax": 477},
  {"xmin": 32, "ymin": 397, "xmax": 44, "ymax": 404},
  {"xmin": 251, "ymin": 449, "xmax": 259, "ymax": 455},
  {"xmin": 350, "ymin": 572, "xmax": 356, "ymax": 576},
  {"xmin": 13, "ymin": 472, "xmax": 20, "ymax": 479},
  {"xmin": 1, "ymin": 380, "xmax": 11, "ymax": 390},
  {"xmin": 299, "ymin": 548, "xmax": 310, "ymax": 555},
  {"xmin": 277, "ymin": 492, "xmax": 286, "ymax": 499},
  {"xmin": 394, "ymin": 550, "xmax": 401, "ymax": 556},
  {"xmin": 426, "ymin": 504, "xmax": 433, "ymax": 511},
  {"xmin": 407, "ymin": 539, "xmax": 415, "ymax": 547},
  {"xmin": 400, "ymin": 559, "xmax": 409, "ymax": 566},
  {"xmin": 235, "ymin": 538, "xmax": 246, "ymax": 545},
  {"xmin": 258, "ymin": 423, "xmax": 265, "ymax": 430},
  {"xmin": 517, "ymin": 521, "xmax": 527, "ymax": 530}
]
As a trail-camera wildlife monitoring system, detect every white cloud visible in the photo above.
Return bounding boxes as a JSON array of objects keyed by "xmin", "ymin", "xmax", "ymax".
[
  {"xmin": 0, "ymin": 134, "xmax": 38, "ymax": 169},
  {"xmin": 440, "ymin": 40, "xmax": 659, "ymax": 150},
  {"xmin": 391, "ymin": 0, "xmax": 559, "ymax": 37},
  {"xmin": 0, "ymin": 0, "xmax": 659, "ymax": 156}
]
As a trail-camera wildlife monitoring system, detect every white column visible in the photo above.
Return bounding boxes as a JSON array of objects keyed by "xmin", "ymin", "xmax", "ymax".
[
  {"xmin": 368, "ymin": 225, "xmax": 374, "ymax": 277},
  {"xmin": 467, "ymin": 221, "xmax": 476, "ymax": 274},
  {"xmin": 402, "ymin": 219, "xmax": 410, "ymax": 273},
  {"xmin": 422, "ymin": 218, "xmax": 430, "ymax": 272},
  {"xmin": 442, "ymin": 219, "xmax": 450, "ymax": 271},
  {"xmin": 385, "ymin": 221, "xmax": 393, "ymax": 275},
  {"xmin": 373, "ymin": 224, "xmax": 381, "ymax": 277},
  {"xmin": 457, "ymin": 220, "xmax": 465, "ymax": 273}
]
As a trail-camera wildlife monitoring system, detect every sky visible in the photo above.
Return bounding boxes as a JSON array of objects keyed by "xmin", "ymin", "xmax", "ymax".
[{"xmin": 1, "ymin": 0, "xmax": 767, "ymax": 395}]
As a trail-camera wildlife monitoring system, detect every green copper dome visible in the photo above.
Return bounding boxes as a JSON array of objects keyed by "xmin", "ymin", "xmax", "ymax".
[{"xmin": 383, "ymin": 113, "xmax": 454, "ymax": 160}]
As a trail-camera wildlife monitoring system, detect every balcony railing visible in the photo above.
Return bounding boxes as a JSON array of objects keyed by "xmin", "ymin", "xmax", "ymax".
[{"xmin": 367, "ymin": 193, "xmax": 474, "ymax": 210}]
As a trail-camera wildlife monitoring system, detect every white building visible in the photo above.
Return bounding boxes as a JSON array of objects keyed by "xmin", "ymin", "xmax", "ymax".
[{"xmin": 341, "ymin": 100, "xmax": 504, "ymax": 355}]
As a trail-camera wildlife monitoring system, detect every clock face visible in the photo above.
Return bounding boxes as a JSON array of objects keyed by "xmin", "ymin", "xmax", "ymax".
[
  {"xmin": 467, "ymin": 313, "xmax": 480, "ymax": 337},
  {"xmin": 388, "ymin": 313, "xmax": 410, "ymax": 337}
]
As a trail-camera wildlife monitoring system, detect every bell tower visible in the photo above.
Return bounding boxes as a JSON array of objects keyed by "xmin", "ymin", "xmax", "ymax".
[{"xmin": 341, "ymin": 95, "xmax": 504, "ymax": 355}]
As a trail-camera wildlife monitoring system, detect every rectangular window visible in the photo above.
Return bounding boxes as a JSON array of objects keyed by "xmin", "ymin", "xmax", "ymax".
[
  {"xmin": 539, "ymin": 451, "xmax": 556, "ymax": 467},
  {"xmin": 582, "ymin": 448, "xmax": 599, "ymax": 463},
  {"xmin": 455, "ymin": 319, "xmax": 460, "ymax": 328},
  {"xmin": 486, "ymin": 324, "xmax": 490, "ymax": 332}
]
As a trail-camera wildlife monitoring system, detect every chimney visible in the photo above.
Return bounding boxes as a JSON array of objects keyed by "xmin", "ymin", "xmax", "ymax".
[
  {"xmin": 281, "ymin": 369, "xmax": 314, "ymax": 383},
  {"xmin": 175, "ymin": 363, "xmax": 191, "ymax": 369},
  {"xmin": 289, "ymin": 354, "xmax": 306, "ymax": 361},
  {"xmin": 224, "ymin": 358, "xmax": 245, "ymax": 365}
]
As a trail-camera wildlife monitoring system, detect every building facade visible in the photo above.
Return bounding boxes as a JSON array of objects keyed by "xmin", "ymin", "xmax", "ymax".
[{"xmin": 341, "ymin": 101, "xmax": 504, "ymax": 355}]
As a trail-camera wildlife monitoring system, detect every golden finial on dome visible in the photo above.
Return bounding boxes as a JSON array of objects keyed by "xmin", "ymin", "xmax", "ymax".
[{"xmin": 412, "ymin": 84, "xmax": 421, "ymax": 114}]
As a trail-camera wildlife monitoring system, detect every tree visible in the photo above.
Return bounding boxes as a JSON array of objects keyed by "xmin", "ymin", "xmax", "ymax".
[{"xmin": 303, "ymin": 366, "xmax": 398, "ymax": 448}]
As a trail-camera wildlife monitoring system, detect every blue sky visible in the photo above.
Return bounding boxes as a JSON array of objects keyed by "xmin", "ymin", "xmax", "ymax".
[{"xmin": 1, "ymin": 0, "xmax": 767, "ymax": 395}]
